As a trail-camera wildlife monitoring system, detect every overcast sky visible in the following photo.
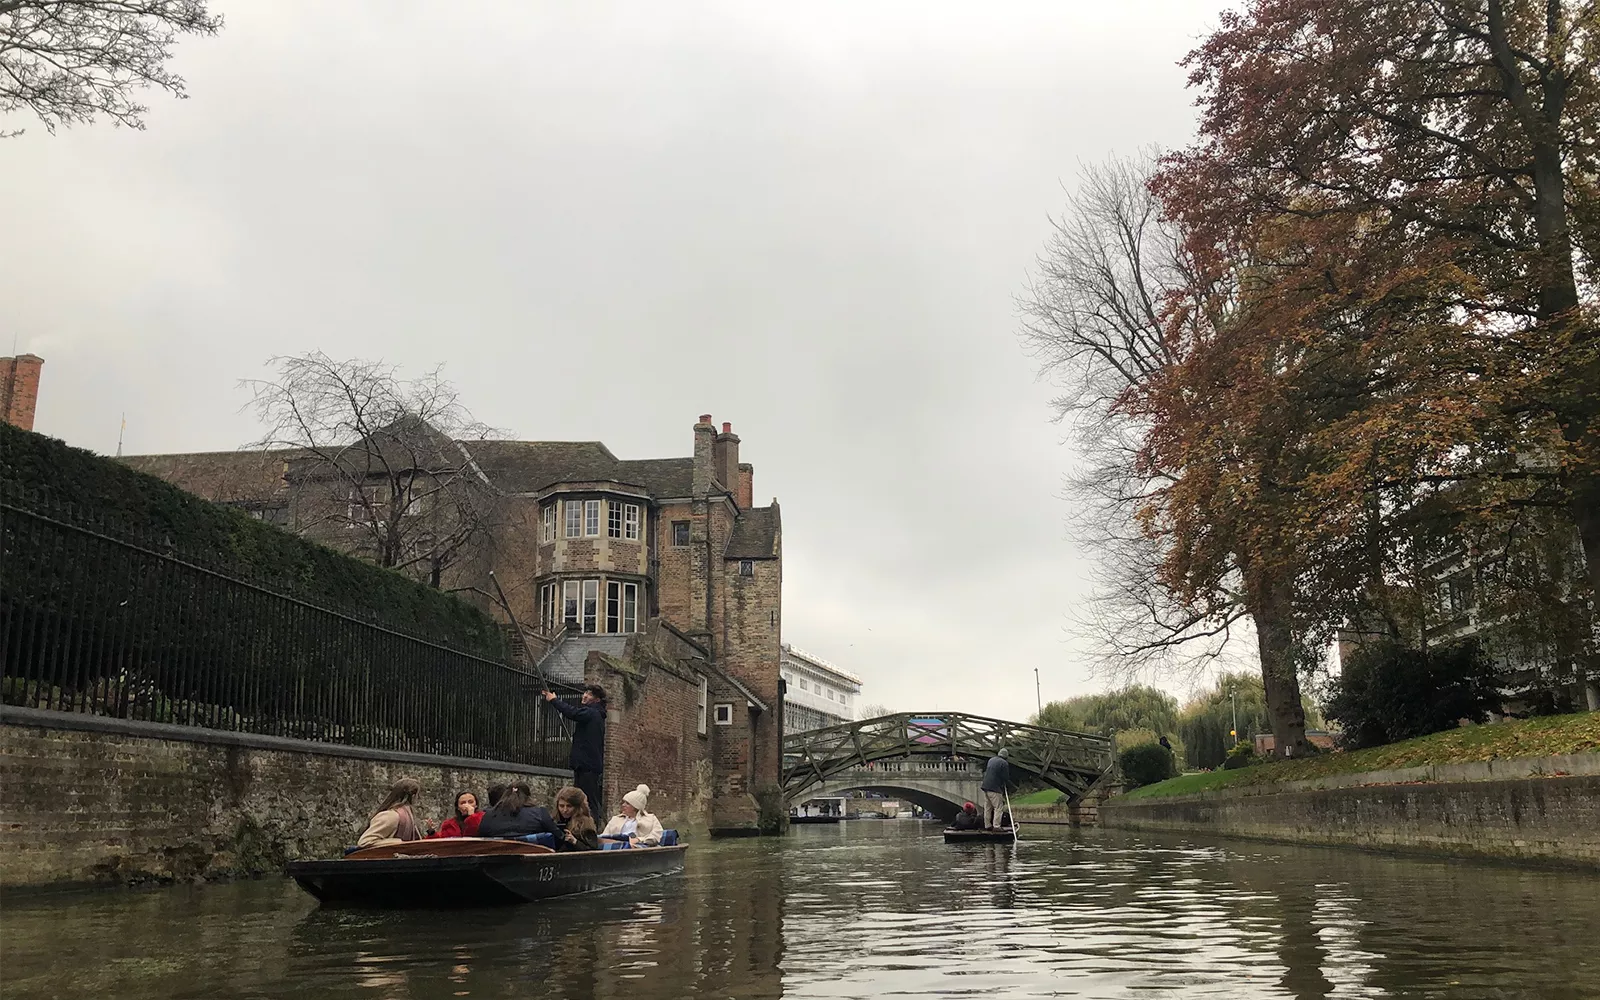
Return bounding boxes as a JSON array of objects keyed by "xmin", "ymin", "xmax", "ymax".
[{"xmin": 4, "ymin": 0, "xmax": 1234, "ymax": 720}]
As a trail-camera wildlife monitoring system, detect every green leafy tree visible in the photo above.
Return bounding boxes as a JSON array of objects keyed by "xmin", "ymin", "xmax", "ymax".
[
  {"xmin": 1325, "ymin": 640, "xmax": 1501, "ymax": 749},
  {"xmin": 1033, "ymin": 685, "xmax": 1178, "ymax": 735}
]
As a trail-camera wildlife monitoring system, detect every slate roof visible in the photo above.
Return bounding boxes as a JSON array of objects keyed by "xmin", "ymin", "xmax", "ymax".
[
  {"xmin": 118, "ymin": 450, "xmax": 298, "ymax": 504},
  {"xmin": 123, "ymin": 438, "xmax": 703, "ymax": 502},
  {"xmin": 725, "ymin": 504, "xmax": 780, "ymax": 559}
]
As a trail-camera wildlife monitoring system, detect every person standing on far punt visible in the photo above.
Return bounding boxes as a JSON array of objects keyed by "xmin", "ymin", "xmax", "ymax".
[
  {"xmin": 542, "ymin": 683, "xmax": 608, "ymax": 817},
  {"xmin": 980, "ymin": 749, "xmax": 1011, "ymax": 830}
]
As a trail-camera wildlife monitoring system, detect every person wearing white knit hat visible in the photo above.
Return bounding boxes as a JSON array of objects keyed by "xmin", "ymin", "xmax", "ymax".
[{"xmin": 600, "ymin": 783, "xmax": 664, "ymax": 847}]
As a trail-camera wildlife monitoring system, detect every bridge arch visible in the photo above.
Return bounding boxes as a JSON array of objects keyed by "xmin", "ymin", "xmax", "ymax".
[
  {"xmin": 797, "ymin": 760, "xmax": 991, "ymax": 821},
  {"xmin": 801, "ymin": 782, "xmax": 966, "ymax": 822},
  {"xmin": 784, "ymin": 711, "xmax": 1112, "ymax": 808}
]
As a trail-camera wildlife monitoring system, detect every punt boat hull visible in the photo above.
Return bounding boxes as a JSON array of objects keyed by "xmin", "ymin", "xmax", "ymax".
[
  {"xmin": 942, "ymin": 828, "xmax": 1018, "ymax": 844},
  {"xmin": 286, "ymin": 839, "xmax": 686, "ymax": 907}
]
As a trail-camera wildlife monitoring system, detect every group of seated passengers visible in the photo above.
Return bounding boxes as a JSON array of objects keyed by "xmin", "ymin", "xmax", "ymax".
[
  {"xmin": 949, "ymin": 801, "xmax": 1009, "ymax": 831},
  {"xmin": 357, "ymin": 779, "xmax": 662, "ymax": 853}
]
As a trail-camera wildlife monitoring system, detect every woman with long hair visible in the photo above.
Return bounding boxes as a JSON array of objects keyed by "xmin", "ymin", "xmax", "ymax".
[
  {"xmin": 356, "ymin": 778, "xmax": 424, "ymax": 848},
  {"xmin": 475, "ymin": 781, "xmax": 558, "ymax": 839},
  {"xmin": 428, "ymin": 790, "xmax": 483, "ymax": 838},
  {"xmin": 553, "ymin": 786, "xmax": 600, "ymax": 852}
]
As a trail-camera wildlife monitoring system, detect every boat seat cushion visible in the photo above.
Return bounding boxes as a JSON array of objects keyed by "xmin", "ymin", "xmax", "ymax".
[
  {"xmin": 660, "ymin": 829, "xmax": 679, "ymax": 846},
  {"xmin": 601, "ymin": 840, "xmax": 631, "ymax": 850},
  {"xmin": 514, "ymin": 833, "xmax": 556, "ymax": 848}
]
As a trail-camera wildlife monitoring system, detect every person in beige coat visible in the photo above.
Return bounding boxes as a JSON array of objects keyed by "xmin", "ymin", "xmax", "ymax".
[
  {"xmin": 600, "ymin": 783, "xmax": 664, "ymax": 846},
  {"xmin": 356, "ymin": 778, "xmax": 425, "ymax": 849}
]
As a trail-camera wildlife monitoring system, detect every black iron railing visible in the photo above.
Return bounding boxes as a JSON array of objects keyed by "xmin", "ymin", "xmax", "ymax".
[{"xmin": 1, "ymin": 491, "xmax": 574, "ymax": 769}]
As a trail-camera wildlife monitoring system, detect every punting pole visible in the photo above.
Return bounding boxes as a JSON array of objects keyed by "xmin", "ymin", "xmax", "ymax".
[{"xmin": 1004, "ymin": 786, "xmax": 1018, "ymax": 845}]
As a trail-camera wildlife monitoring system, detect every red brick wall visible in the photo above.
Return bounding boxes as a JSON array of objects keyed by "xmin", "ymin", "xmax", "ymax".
[
  {"xmin": 588, "ymin": 629, "xmax": 714, "ymax": 830},
  {"xmin": 719, "ymin": 557, "xmax": 783, "ymax": 787},
  {"xmin": 1, "ymin": 354, "xmax": 43, "ymax": 431},
  {"xmin": 735, "ymin": 463, "xmax": 754, "ymax": 509}
]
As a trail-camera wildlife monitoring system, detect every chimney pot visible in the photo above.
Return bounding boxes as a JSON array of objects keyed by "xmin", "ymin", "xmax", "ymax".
[
  {"xmin": 722, "ymin": 422, "xmax": 732, "ymax": 433},
  {"xmin": 699, "ymin": 414, "xmax": 713, "ymax": 424}
]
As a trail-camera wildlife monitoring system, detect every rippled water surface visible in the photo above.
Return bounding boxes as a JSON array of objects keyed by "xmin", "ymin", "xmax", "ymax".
[{"xmin": 3, "ymin": 823, "xmax": 1598, "ymax": 999}]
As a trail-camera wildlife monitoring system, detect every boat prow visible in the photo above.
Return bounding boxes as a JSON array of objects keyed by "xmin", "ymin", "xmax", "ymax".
[{"xmin": 286, "ymin": 837, "xmax": 686, "ymax": 907}]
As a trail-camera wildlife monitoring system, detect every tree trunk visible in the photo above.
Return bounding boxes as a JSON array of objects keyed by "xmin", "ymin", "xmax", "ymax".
[{"xmin": 1241, "ymin": 557, "xmax": 1313, "ymax": 758}]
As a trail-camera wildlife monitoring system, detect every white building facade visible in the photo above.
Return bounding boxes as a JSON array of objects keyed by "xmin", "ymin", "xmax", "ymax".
[{"xmin": 781, "ymin": 643, "xmax": 863, "ymax": 733}]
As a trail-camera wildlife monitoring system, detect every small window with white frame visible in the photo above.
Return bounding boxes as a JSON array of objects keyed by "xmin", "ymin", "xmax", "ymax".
[
  {"xmin": 624, "ymin": 503, "xmax": 641, "ymax": 540},
  {"xmin": 607, "ymin": 502, "xmax": 624, "ymax": 538},
  {"xmin": 697, "ymin": 677, "xmax": 709, "ymax": 735},
  {"xmin": 543, "ymin": 503, "xmax": 557, "ymax": 542},
  {"xmin": 565, "ymin": 500, "xmax": 583, "ymax": 538},
  {"xmin": 584, "ymin": 499, "xmax": 601, "ymax": 537},
  {"xmin": 714, "ymin": 703, "xmax": 734, "ymax": 726}
]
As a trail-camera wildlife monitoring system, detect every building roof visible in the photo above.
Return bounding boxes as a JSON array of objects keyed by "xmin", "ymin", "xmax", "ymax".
[
  {"xmin": 465, "ymin": 441, "xmax": 621, "ymax": 493},
  {"xmin": 781, "ymin": 642, "xmax": 863, "ymax": 685},
  {"xmin": 119, "ymin": 450, "xmax": 298, "ymax": 504},
  {"xmin": 725, "ymin": 504, "xmax": 780, "ymax": 559}
]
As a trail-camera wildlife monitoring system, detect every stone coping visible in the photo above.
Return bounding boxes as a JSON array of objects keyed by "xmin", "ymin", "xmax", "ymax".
[
  {"xmin": 0, "ymin": 705, "xmax": 572, "ymax": 779},
  {"xmin": 1104, "ymin": 751, "xmax": 1600, "ymax": 806}
]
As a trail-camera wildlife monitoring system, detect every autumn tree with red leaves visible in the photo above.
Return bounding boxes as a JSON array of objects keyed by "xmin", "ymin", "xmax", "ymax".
[{"xmin": 1133, "ymin": 0, "xmax": 1600, "ymax": 746}]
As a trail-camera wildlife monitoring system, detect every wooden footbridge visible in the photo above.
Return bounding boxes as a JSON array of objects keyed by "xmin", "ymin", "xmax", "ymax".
[{"xmin": 782, "ymin": 712, "xmax": 1114, "ymax": 812}]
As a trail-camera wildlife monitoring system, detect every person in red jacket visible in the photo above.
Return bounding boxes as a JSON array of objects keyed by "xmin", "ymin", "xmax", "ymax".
[{"xmin": 428, "ymin": 790, "xmax": 483, "ymax": 838}]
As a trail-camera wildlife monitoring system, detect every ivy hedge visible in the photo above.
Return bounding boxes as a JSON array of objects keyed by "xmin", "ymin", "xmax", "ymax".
[{"xmin": 1, "ymin": 423, "xmax": 506, "ymax": 659}]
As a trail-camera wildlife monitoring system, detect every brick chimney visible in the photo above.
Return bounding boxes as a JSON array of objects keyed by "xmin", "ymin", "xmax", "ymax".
[
  {"xmin": 736, "ymin": 462, "xmax": 754, "ymax": 509},
  {"xmin": 692, "ymin": 414, "xmax": 717, "ymax": 495},
  {"xmin": 714, "ymin": 421, "xmax": 740, "ymax": 496},
  {"xmin": 1, "ymin": 354, "xmax": 43, "ymax": 432}
]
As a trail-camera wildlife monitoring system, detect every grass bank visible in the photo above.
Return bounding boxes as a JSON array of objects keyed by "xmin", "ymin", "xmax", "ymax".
[{"xmin": 1121, "ymin": 712, "xmax": 1600, "ymax": 801}]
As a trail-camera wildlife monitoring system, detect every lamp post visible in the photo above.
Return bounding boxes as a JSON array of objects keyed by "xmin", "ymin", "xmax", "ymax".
[
  {"xmin": 1034, "ymin": 668, "xmax": 1042, "ymax": 717},
  {"xmin": 1230, "ymin": 686, "xmax": 1238, "ymax": 747}
]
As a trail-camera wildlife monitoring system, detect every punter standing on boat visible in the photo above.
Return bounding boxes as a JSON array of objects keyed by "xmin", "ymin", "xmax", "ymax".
[
  {"xmin": 980, "ymin": 749, "xmax": 1011, "ymax": 830},
  {"xmin": 542, "ymin": 684, "xmax": 608, "ymax": 817}
]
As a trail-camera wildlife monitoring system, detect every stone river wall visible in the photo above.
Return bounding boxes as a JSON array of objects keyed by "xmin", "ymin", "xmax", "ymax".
[
  {"xmin": 1100, "ymin": 752, "xmax": 1600, "ymax": 868},
  {"xmin": 0, "ymin": 707, "xmax": 569, "ymax": 890}
]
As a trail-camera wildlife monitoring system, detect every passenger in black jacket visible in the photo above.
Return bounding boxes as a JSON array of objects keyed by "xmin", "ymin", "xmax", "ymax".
[
  {"xmin": 475, "ymin": 783, "xmax": 558, "ymax": 839},
  {"xmin": 542, "ymin": 684, "xmax": 608, "ymax": 817}
]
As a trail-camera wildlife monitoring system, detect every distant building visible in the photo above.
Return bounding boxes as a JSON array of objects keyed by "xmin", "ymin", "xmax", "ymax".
[
  {"xmin": 121, "ymin": 413, "xmax": 784, "ymax": 832},
  {"xmin": 781, "ymin": 643, "xmax": 862, "ymax": 733},
  {"xmin": 1, "ymin": 354, "xmax": 43, "ymax": 431}
]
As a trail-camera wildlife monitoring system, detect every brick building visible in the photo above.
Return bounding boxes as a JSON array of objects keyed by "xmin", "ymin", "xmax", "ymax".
[
  {"xmin": 1, "ymin": 354, "xmax": 44, "ymax": 431},
  {"xmin": 122, "ymin": 414, "xmax": 784, "ymax": 833}
]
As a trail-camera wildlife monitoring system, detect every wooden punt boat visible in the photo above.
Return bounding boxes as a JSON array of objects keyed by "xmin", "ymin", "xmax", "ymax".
[
  {"xmin": 285, "ymin": 837, "xmax": 686, "ymax": 907},
  {"xmin": 789, "ymin": 815, "xmax": 842, "ymax": 824},
  {"xmin": 942, "ymin": 827, "xmax": 1018, "ymax": 844}
]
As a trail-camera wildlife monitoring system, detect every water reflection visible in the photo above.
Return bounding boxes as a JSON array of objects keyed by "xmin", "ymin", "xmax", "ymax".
[{"xmin": 2, "ymin": 824, "xmax": 1597, "ymax": 999}]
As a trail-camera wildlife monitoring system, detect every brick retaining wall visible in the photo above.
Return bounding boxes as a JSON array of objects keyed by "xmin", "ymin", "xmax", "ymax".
[
  {"xmin": 1101, "ymin": 761, "xmax": 1600, "ymax": 867},
  {"xmin": 0, "ymin": 709, "xmax": 568, "ymax": 890}
]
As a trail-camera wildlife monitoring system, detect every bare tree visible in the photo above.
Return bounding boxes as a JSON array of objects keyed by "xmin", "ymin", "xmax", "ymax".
[
  {"xmin": 0, "ymin": 0, "xmax": 222, "ymax": 137},
  {"xmin": 243, "ymin": 353, "xmax": 503, "ymax": 588},
  {"xmin": 1022, "ymin": 153, "xmax": 1249, "ymax": 683}
]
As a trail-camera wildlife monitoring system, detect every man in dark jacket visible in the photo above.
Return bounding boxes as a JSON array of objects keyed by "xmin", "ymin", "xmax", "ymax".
[
  {"xmin": 542, "ymin": 683, "xmax": 608, "ymax": 817},
  {"xmin": 980, "ymin": 748, "xmax": 1010, "ymax": 829}
]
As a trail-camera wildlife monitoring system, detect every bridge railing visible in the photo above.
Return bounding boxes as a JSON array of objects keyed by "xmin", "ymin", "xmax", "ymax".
[{"xmin": 782, "ymin": 710, "xmax": 1114, "ymax": 800}]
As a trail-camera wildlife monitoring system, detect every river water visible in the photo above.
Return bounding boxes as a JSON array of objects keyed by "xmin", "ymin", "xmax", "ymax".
[{"xmin": 3, "ymin": 823, "xmax": 1597, "ymax": 999}]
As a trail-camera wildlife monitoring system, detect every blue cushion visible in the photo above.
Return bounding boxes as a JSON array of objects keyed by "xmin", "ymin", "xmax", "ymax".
[
  {"xmin": 601, "ymin": 840, "xmax": 631, "ymax": 850},
  {"xmin": 660, "ymin": 829, "xmax": 679, "ymax": 846},
  {"xmin": 515, "ymin": 833, "xmax": 556, "ymax": 847},
  {"xmin": 599, "ymin": 833, "xmax": 629, "ymax": 842}
]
